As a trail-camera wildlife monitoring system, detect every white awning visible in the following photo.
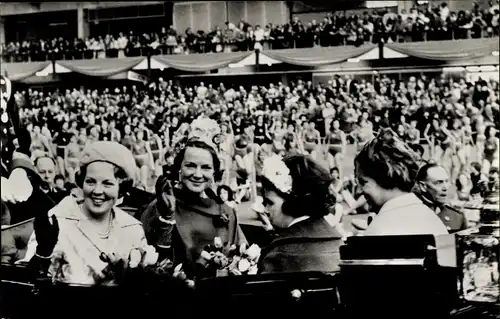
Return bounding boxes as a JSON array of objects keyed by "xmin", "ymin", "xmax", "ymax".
[
  {"xmin": 35, "ymin": 62, "xmax": 71, "ymax": 76},
  {"xmin": 132, "ymin": 57, "xmax": 169, "ymax": 70}
]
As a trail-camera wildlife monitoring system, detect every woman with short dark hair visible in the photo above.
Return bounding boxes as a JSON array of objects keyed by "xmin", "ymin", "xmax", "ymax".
[
  {"xmin": 258, "ymin": 154, "xmax": 344, "ymax": 274},
  {"xmin": 141, "ymin": 119, "xmax": 246, "ymax": 276}
]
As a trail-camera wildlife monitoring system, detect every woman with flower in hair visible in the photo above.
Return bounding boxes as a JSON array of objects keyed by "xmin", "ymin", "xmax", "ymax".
[
  {"xmin": 140, "ymin": 118, "xmax": 246, "ymax": 277},
  {"xmin": 258, "ymin": 154, "xmax": 345, "ymax": 274},
  {"xmin": 354, "ymin": 128, "xmax": 448, "ymax": 236}
]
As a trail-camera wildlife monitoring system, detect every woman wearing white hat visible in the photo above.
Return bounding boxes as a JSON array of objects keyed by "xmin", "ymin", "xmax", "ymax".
[{"xmin": 22, "ymin": 141, "xmax": 158, "ymax": 285}]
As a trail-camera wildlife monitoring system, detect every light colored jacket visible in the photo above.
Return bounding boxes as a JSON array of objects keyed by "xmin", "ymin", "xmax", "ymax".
[
  {"xmin": 22, "ymin": 196, "xmax": 148, "ymax": 285},
  {"xmin": 363, "ymin": 193, "xmax": 449, "ymax": 236}
]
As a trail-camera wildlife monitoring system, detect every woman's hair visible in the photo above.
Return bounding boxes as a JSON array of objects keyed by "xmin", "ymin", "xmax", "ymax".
[
  {"xmin": 54, "ymin": 174, "xmax": 65, "ymax": 183},
  {"xmin": 172, "ymin": 139, "xmax": 222, "ymax": 182},
  {"xmin": 284, "ymin": 138, "xmax": 296, "ymax": 151},
  {"xmin": 485, "ymin": 125, "xmax": 497, "ymax": 138},
  {"xmin": 261, "ymin": 154, "xmax": 334, "ymax": 219},
  {"xmin": 355, "ymin": 128, "xmax": 421, "ymax": 192},
  {"xmin": 471, "ymin": 161, "xmax": 482, "ymax": 172},
  {"xmin": 65, "ymin": 182, "xmax": 78, "ymax": 192},
  {"xmin": 409, "ymin": 143, "xmax": 425, "ymax": 156},
  {"xmin": 76, "ymin": 163, "xmax": 132, "ymax": 198},
  {"xmin": 217, "ymin": 185, "xmax": 234, "ymax": 201}
]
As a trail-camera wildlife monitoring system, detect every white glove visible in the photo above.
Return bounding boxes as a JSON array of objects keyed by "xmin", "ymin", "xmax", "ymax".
[
  {"xmin": 8, "ymin": 168, "xmax": 33, "ymax": 203},
  {"xmin": 1, "ymin": 177, "xmax": 15, "ymax": 203}
]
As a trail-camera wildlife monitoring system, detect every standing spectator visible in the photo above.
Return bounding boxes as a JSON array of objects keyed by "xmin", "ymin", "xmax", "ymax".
[
  {"xmin": 117, "ymin": 32, "xmax": 128, "ymax": 58},
  {"xmin": 166, "ymin": 25, "xmax": 178, "ymax": 55}
]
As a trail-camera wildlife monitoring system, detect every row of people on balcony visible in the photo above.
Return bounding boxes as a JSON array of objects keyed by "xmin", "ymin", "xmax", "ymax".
[{"xmin": 2, "ymin": 1, "xmax": 499, "ymax": 62}]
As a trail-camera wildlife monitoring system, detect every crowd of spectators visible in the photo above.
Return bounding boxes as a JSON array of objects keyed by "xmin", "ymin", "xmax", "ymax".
[
  {"xmin": 2, "ymin": 1, "xmax": 499, "ymax": 63},
  {"xmin": 11, "ymin": 70, "xmax": 500, "ymax": 208}
]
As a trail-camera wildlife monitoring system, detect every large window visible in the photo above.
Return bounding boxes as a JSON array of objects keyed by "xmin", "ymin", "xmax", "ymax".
[
  {"xmin": 86, "ymin": 4, "xmax": 172, "ymax": 38},
  {"xmin": 89, "ymin": 16, "xmax": 168, "ymax": 37},
  {"xmin": 87, "ymin": 4, "xmax": 166, "ymax": 22},
  {"xmin": 5, "ymin": 10, "xmax": 77, "ymax": 42}
]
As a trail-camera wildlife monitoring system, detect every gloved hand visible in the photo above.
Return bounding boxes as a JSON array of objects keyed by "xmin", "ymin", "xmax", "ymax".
[
  {"xmin": 1, "ymin": 169, "xmax": 33, "ymax": 204},
  {"xmin": 155, "ymin": 176, "xmax": 176, "ymax": 221},
  {"xmin": 34, "ymin": 211, "xmax": 59, "ymax": 258}
]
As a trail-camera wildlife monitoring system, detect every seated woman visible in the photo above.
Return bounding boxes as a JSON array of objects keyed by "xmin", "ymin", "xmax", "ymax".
[
  {"xmin": 21, "ymin": 141, "xmax": 157, "ymax": 285},
  {"xmin": 141, "ymin": 118, "xmax": 246, "ymax": 276},
  {"xmin": 258, "ymin": 154, "xmax": 344, "ymax": 274},
  {"xmin": 354, "ymin": 129, "xmax": 448, "ymax": 236}
]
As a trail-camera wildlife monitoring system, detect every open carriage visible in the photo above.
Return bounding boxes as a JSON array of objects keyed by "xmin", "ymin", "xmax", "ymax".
[{"xmin": 2, "ymin": 201, "xmax": 499, "ymax": 319}]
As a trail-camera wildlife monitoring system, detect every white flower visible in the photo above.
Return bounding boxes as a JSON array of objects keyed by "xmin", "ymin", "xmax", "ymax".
[
  {"xmin": 128, "ymin": 249, "xmax": 142, "ymax": 268},
  {"xmin": 262, "ymin": 155, "xmax": 293, "ymax": 194},
  {"xmin": 245, "ymin": 244, "xmax": 261, "ymax": 261},
  {"xmin": 142, "ymin": 245, "xmax": 159, "ymax": 266}
]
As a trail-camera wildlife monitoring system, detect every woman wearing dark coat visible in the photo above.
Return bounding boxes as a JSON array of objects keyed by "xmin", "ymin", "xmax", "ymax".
[
  {"xmin": 140, "ymin": 119, "xmax": 246, "ymax": 277},
  {"xmin": 258, "ymin": 154, "xmax": 344, "ymax": 274}
]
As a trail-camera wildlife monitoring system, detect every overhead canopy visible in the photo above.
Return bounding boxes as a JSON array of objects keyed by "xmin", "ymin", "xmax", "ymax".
[
  {"xmin": 153, "ymin": 52, "xmax": 252, "ymax": 72},
  {"xmin": 260, "ymin": 44, "xmax": 377, "ymax": 67},
  {"xmin": 18, "ymin": 74, "xmax": 64, "ymax": 85},
  {"xmin": 386, "ymin": 38, "xmax": 500, "ymax": 61},
  {"xmin": 57, "ymin": 57, "xmax": 145, "ymax": 77},
  {"xmin": 1, "ymin": 61, "xmax": 51, "ymax": 81}
]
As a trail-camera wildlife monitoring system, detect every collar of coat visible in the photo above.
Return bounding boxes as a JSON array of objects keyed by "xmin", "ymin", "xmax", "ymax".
[
  {"xmin": 172, "ymin": 187, "xmax": 225, "ymax": 217},
  {"xmin": 49, "ymin": 195, "xmax": 141, "ymax": 228}
]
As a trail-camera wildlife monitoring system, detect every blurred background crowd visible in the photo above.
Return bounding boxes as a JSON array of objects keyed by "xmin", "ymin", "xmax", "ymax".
[{"xmin": 10, "ymin": 72, "xmax": 499, "ymax": 222}]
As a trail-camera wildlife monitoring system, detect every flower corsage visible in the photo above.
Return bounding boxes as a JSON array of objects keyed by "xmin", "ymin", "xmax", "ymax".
[{"xmin": 262, "ymin": 155, "xmax": 292, "ymax": 195}]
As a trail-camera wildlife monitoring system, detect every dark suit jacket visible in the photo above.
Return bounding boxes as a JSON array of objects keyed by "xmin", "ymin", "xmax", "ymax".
[
  {"xmin": 258, "ymin": 218, "xmax": 344, "ymax": 274},
  {"xmin": 437, "ymin": 205, "xmax": 468, "ymax": 233}
]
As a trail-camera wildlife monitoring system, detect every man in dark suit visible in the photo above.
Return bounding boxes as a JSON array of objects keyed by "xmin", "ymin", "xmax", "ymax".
[{"xmin": 413, "ymin": 163, "xmax": 468, "ymax": 233}]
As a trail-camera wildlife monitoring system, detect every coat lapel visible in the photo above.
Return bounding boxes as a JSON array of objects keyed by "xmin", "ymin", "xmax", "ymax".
[{"xmin": 76, "ymin": 219, "xmax": 108, "ymax": 254}]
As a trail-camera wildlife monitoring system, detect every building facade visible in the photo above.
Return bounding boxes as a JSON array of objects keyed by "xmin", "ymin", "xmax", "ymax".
[{"xmin": 0, "ymin": 1, "xmax": 486, "ymax": 46}]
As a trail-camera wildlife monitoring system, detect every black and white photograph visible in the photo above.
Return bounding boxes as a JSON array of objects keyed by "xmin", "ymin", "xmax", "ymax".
[{"xmin": 1, "ymin": 1, "xmax": 499, "ymax": 318}]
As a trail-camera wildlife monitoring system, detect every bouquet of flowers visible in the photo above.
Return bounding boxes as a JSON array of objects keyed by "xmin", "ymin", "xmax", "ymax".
[
  {"xmin": 90, "ymin": 246, "xmax": 195, "ymax": 291},
  {"xmin": 194, "ymin": 237, "xmax": 262, "ymax": 277}
]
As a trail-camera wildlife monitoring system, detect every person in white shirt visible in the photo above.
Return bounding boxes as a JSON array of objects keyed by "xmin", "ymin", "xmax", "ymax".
[
  {"xmin": 354, "ymin": 128, "xmax": 448, "ymax": 236},
  {"xmin": 117, "ymin": 32, "xmax": 128, "ymax": 58},
  {"xmin": 254, "ymin": 25, "xmax": 265, "ymax": 50},
  {"xmin": 196, "ymin": 82, "xmax": 208, "ymax": 100}
]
